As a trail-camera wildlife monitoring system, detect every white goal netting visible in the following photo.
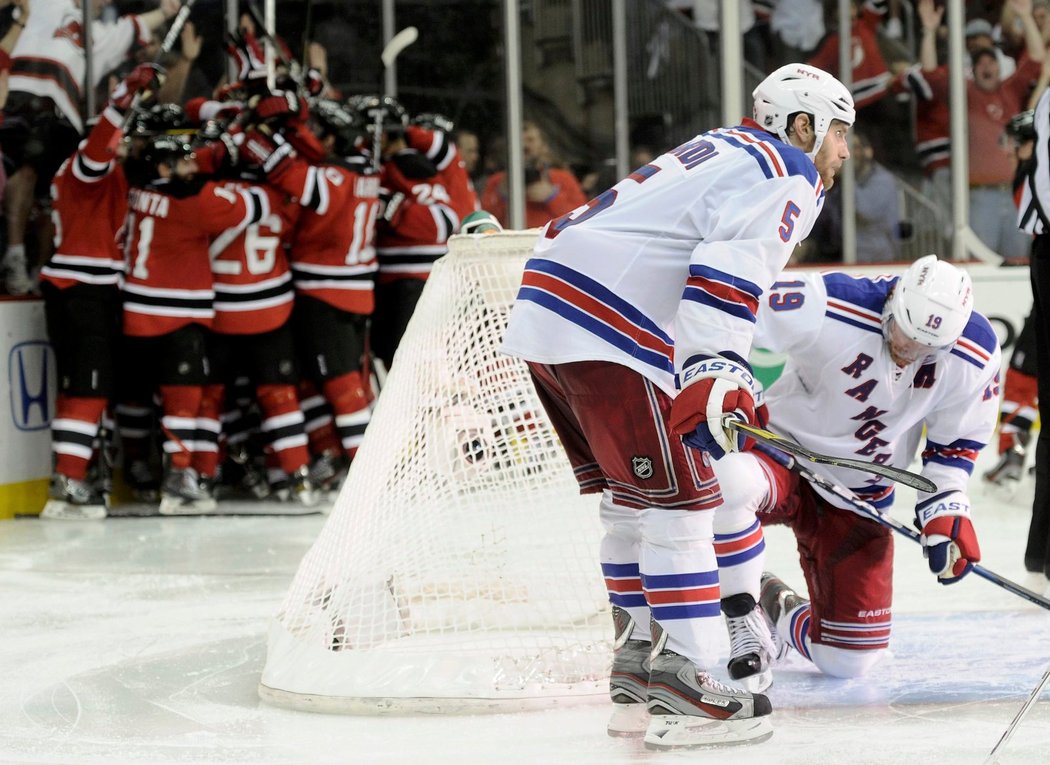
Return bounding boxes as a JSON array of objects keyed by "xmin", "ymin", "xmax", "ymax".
[{"xmin": 259, "ymin": 231, "xmax": 612, "ymax": 713}]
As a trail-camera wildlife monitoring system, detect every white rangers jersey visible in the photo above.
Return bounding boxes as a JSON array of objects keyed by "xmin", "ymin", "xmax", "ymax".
[
  {"xmin": 501, "ymin": 119, "xmax": 826, "ymax": 395},
  {"xmin": 756, "ymin": 271, "xmax": 1001, "ymax": 511}
]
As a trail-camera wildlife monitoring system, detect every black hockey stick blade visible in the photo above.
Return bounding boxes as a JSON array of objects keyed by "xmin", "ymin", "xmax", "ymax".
[
  {"xmin": 794, "ymin": 460, "xmax": 1050, "ymax": 613},
  {"xmin": 726, "ymin": 420, "xmax": 937, "ymax": 493}
]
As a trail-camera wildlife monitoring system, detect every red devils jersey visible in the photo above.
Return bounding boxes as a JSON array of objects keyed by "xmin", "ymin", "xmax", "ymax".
[
  {"xmin": 272, "ymin": 156, "xmax": 381, "ymax": 314},
  {"xmin": 375, "ymin": 149, "xmax": 460, "ymax": 282},
  {"xmin": 404, "ymin": 125, "xmax": 479, "ymax": 223},
  {"xmin": 893, "ymin": 65, "xmax": 950, "ymax": 176},
  {"xmin": 41, "ymin": 106, "xmax": 128, "ymax": 291},
  {"xmin": 210, "ymin": 182, "xmax": 300, "ymax": 335},
  {"xmin": 122, "ymin": 180, "xmax": 266, "ymax": 337},
  {"xmin": 807, "ymin": 4, "xmax": 890, "ymax": 109}
]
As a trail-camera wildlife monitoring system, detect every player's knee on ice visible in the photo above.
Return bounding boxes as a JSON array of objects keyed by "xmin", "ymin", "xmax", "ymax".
[{"xmin": 810, "ymin": 644, "xmax": 886, "ymax": 678}]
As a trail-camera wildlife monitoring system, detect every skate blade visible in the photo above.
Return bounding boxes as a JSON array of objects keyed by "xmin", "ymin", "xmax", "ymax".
[
  {"xmin": 607, "ymin": 702, "xmax": 649, "ymax": 737},
  {"xmin": 731, "ymin": 668, "xmax": 773, "ymax": 693},
  {"xmin": 643, "ymin": 714, "xmax": 773, "ymax": 750},
  {"xmin": 40, "ymin": 500, "xmax": 107, "ymax": 521},
  {"xmin": 158, "ymin": 500, "xmax": 207, "ymax": 516}
]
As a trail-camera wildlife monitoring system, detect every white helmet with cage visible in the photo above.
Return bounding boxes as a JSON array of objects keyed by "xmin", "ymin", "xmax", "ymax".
[
  {"xmin": 884, "ymin": 254, "xmax": 974, "ymax": 350},
  {"xmin": 752, "ymin": 63, "xmax": 856, "ymax": 159}
]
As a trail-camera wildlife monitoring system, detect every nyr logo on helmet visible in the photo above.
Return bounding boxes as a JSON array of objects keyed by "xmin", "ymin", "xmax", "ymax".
[{"xmin": 8, "ymin": 341, "xmax": 55, "ymax": 432}]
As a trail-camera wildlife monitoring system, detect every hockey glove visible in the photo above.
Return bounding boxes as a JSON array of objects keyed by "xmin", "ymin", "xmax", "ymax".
[
  {"xmin": 251, "ymin": 90, "xmax": 307, "ymax": 123},
  {"xmin": 110, "ymin": 62, "xmax": 166, "ymax": 112},
  {"xmin": 390, "ymin": 149, "xmax": 439, "ymax": 180},
  {"xmin": 379, "ymin": 188, "xmax": 407, "ymax": 228},
  {"xmin": 669, "ymin": 355, "xmax": 761, "ymax": 460},
  {"xmin": 915, "ymin": 492, "xmax": 980, "ymax": 584},
  {"xmin": 240, "ymin": 129, "xmax": 294, "ymax": 180}
]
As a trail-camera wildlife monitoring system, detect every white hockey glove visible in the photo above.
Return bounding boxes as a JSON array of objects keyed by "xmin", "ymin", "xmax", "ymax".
[
  {"xmin": 669, "ymin": 355, "xmax": 765, "ymax": 460},
  {"xmin": 915, "ymin": 491, "xmax": 980, "ymax": 585}
]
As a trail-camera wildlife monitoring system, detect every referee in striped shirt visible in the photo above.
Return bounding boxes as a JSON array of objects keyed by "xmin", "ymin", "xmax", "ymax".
[{"xmin": 1018, "ymin": 90, "xmax": 1050, "ymax": 593}]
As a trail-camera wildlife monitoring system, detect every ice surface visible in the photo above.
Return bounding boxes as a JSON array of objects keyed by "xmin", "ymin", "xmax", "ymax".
[{"xmin": 2, "ymin": 453, "xmax": 1048, "ymax": 765}]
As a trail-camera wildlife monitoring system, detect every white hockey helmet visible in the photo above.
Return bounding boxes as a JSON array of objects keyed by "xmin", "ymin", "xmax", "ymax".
[
  {"xmin": 884, "ymin": 255, "xmax": 974, "ymax": 350},
  {"xmin": 752, "ymin": 64, "xmax": 856, "ymax": 159}
]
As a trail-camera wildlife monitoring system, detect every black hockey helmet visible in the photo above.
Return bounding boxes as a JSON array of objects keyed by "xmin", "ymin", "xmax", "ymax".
[
  {"xmin": 410, "ymin": 112, "xmax": 455, "ymax": 133},
  {"xmin": 128, "ymin": 103, "xmax": 188, "ymax": 137},
  {"xmin": 143, "ymin": 133, "xmax": 195, "ymax": 169},
  {"xmin": 308, "ymin": 98, "xmax": 365, "ymax": 157},
  {"xmin": 346, "ymin": 93, "xmax": 408, "ymax": 135}
]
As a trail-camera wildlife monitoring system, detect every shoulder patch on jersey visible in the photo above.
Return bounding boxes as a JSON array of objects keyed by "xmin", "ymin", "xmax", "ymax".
[
  {"xmin": 821, "ymin": 272, "xmax": 891, "ymax": 334},
  {"xmin": 950, "ymin": 311, "xmax": 998, "ymax": 369},
  {"xmin": 716, "ymin": 125, "xmax": 820, "ymax": 189},
  {"xmin": 822, "ymin": 272, "xmax": 893, "ymax": 312}
]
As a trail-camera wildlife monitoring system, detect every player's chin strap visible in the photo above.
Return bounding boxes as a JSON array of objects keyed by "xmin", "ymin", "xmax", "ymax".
[
  {"xmin": 725, "ymin": 418, "xmax": 937, "ymax": 493},
  {"xmin": 754, "ymin": 443, "xmax": 1050, "ymax": 613}
]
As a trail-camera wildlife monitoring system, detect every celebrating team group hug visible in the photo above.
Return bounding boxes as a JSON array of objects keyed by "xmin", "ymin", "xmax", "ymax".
[{"xmin": 41, "ymin": 24, "xmax": 479, "ymax": 519}]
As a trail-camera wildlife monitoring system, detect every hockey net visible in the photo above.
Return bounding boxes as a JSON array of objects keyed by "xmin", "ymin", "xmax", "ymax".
[{"xmin": 259, "ymin": 231, "xmax": 612, "ymax": 713}]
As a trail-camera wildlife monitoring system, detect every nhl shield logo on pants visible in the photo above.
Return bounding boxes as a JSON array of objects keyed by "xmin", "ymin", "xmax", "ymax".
[{"xmin": 632, "ymin": 456, "xmax": 654, "ymax": 479}]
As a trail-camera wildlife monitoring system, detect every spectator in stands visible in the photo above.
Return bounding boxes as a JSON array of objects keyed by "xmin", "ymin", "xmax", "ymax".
[
  {"xmin": 670, "ymin": 0, "xmax": 770, "ymax": 72},
  {"xmin": 892, "ymin": 0, "xmax": 950, "ymax": 241},
  {"xmin": 0, "ymin": 0, "xmax": 31, "ymax": 212},
  {"xmin": 807, "ymin": 0, "xmax": 894, "ymax": 111},
  {"xmin": 807, "ymin": 129, "xmax": 903, "ymax": 263},
  {"xmin": 0, "ymin": 0, "xmax": 180, "ymax": 296},
  {"xmin": 481, "ymin": 120, "xmax": 586, "ymax": 230},
  {"xmin": 769, "ymin": 0, "xmax": 825, "ymax": 68},
  {"xmin": 969, "ymin": 21, "xmax": 1043, "ymax": 260},
  {"xmin": 453, "ymin": 127, "xmax": 482, "ymax": 189},
  {"xmin": 966, "ymin": 16, "xmax": 1017, "ymax": 79}
]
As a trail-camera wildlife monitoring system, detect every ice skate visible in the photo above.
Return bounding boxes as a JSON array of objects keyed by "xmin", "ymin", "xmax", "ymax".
[
  {"xmin": 159, "ymin": 467, "xmax": 216, "ymax": 515},
  {"xmin": 982, "ymin": 440, "xmax": 1026, "ymax": 486},
  {"xmin": 125, "ymin": 459, "xmax": 161, "ymax": 503},
  {"xmin": 759, "ymin": 572, "xmax": 806, "ymax": 660},
  {"xmin": 606, "ymin": 605, "xmax": 651, "ymax": 737},
  {"xmin": 722, "ymin": 593, "xmax": 777, "ymax": 692},
  {"xmin": 643, "ymin": 620, "xmax": 772, "ymax": 750},
  {"xmin": 40, "ymin": 474, "xmax": 107, "ymax": 520},
  {"xmin": 308, "ymin": 449, "xmax": 350, "ymax": 501}
]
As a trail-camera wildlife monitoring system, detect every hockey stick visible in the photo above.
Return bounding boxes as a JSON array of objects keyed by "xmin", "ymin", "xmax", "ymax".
[
  {"xmin": 983, "ymin": 665, "xmax": 1050, "ymax": 765},
  {"xmin": 369, "ymin": 26, "xmax": 418, "ymax": 172},
  {"xmin": 781, "ymin": 452, "xmax": 1050, "ymax": 611},
  {"xmin": 381, "ymin": 26, "xmax": 419, "ymax": 69},
  {"xmin": 120, "ymin": 0, "xmax": 198, "ymax": 130},
  {"xmin": 243, "ymin": 0, "xmax": 294, "ymax": 69},
  {"xmin": 727, "ymin": 419, "xmax": 937, "ymax": 493}
]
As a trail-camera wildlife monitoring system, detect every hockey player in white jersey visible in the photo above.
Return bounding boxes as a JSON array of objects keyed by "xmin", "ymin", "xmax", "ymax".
[
  {"xmin": 501, "ymin": 64, "xmax": 854, "ymax": 749},
  {"xmin": 712, "ymin": 256, "xmax": 1000, "ymax": 691}
]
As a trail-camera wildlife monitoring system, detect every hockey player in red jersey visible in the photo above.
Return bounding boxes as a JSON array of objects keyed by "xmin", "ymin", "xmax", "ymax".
[
  {"xmin": 238, "ymin": 97, "xmax": 381, "ymax": 492},
  {"xmin": 202, "ymin": 156, "xmax": 320, "ymax": 510},
  {"xmin": 350, "ymin": 95, "xmax": 471, "ymax": 372},
  {"xmin": 122, "ymin": 131, "xmax": 268, "ymax": 515},
  {"xmin": 38, "ymin": 62, "xmax": 164, "ymax": 520}
]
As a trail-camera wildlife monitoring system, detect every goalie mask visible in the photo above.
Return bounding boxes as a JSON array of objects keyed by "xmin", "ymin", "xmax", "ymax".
[
  {"xmin": 752, "ymin": 64, "xmax": 855, "ymax": 160},
  {"xmin": 882, "ymin": 255, "xmax": 973, "ymax": 364}
]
